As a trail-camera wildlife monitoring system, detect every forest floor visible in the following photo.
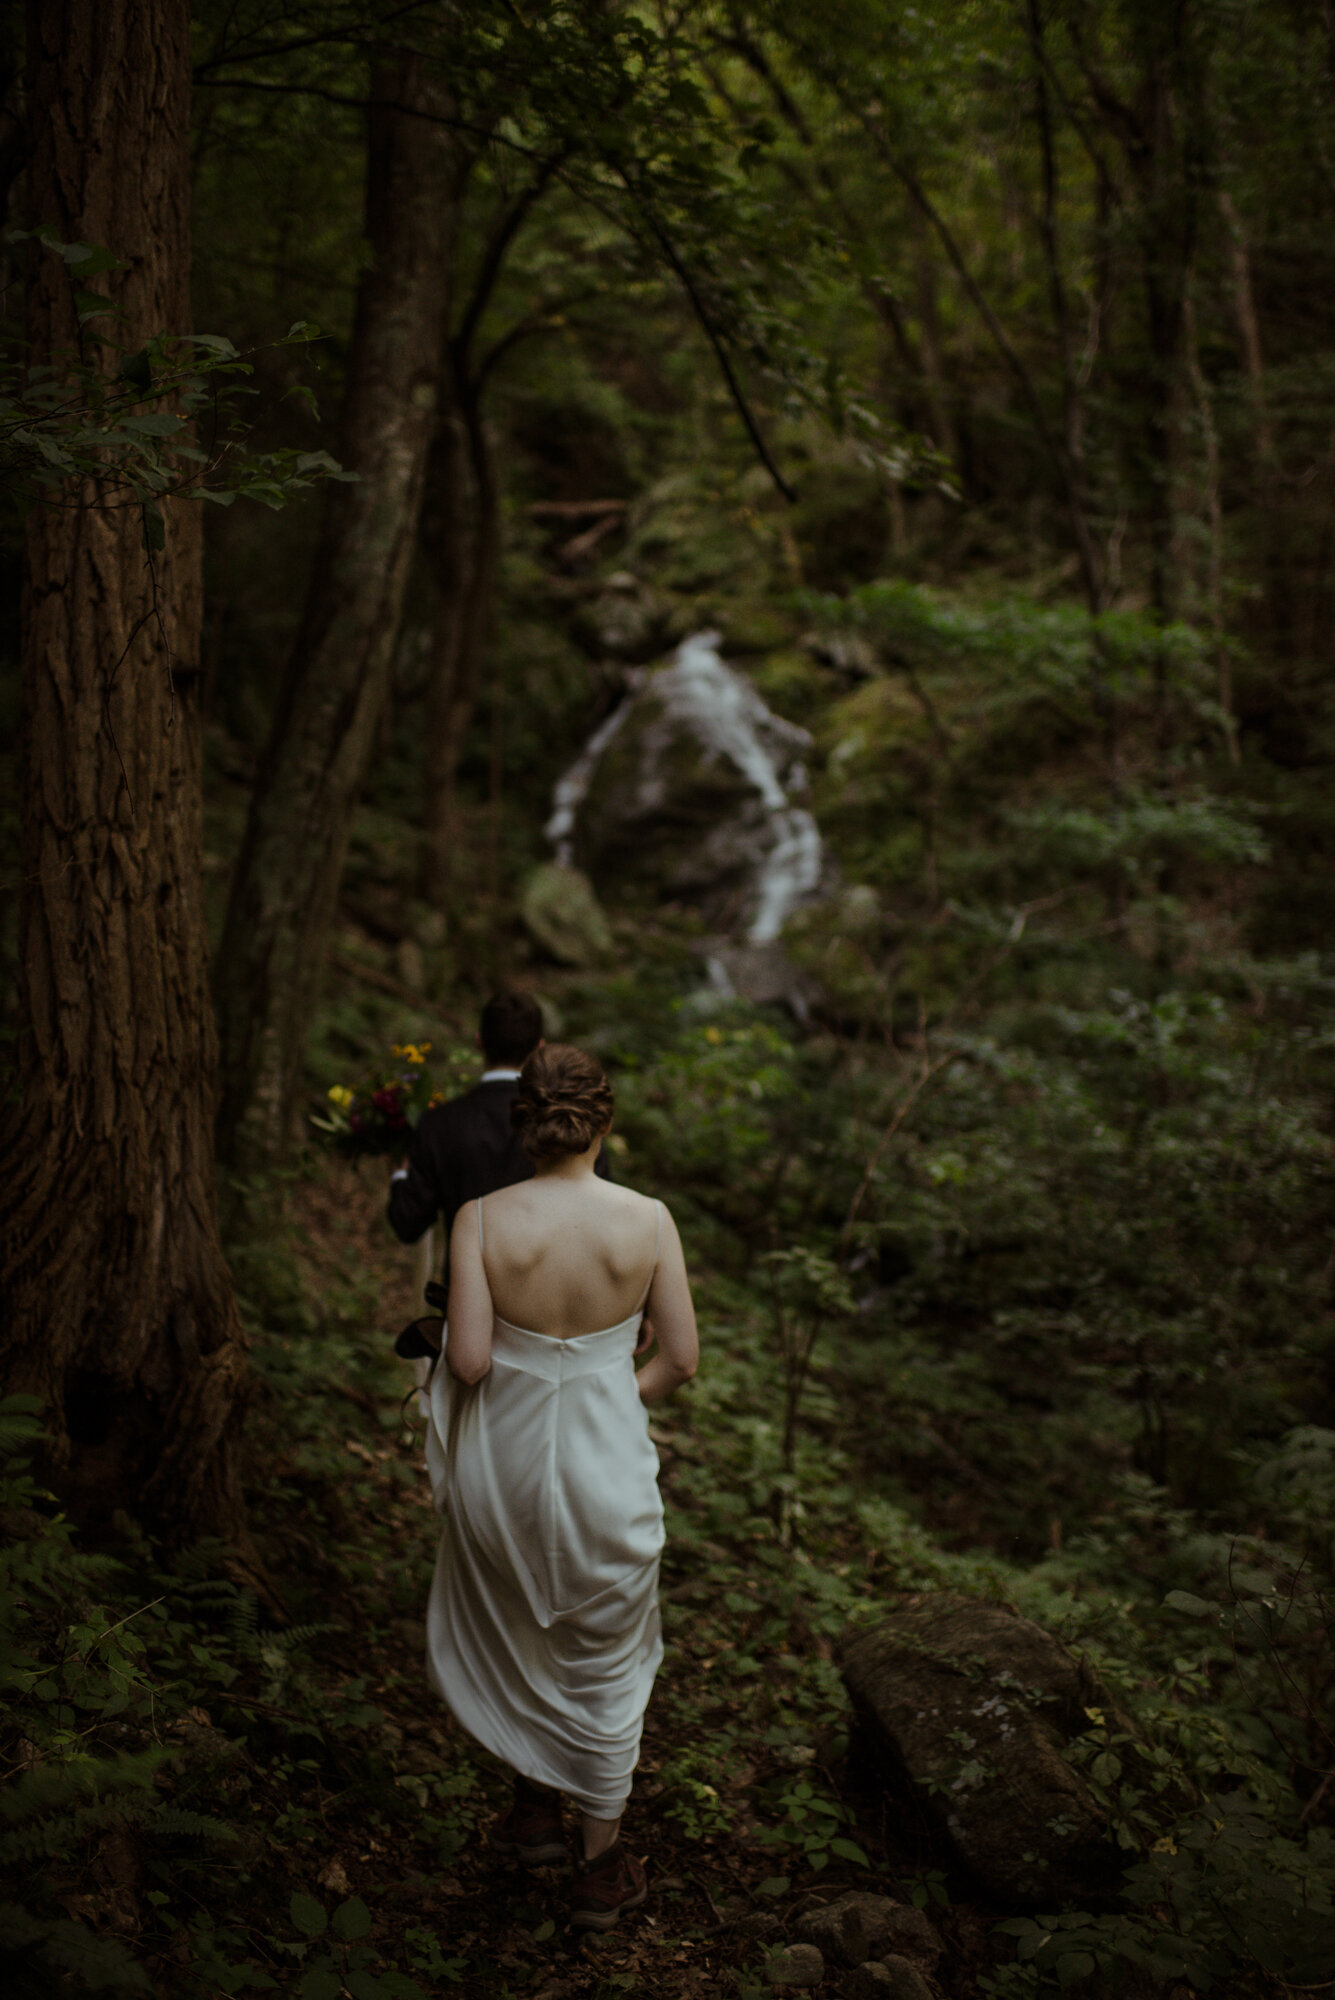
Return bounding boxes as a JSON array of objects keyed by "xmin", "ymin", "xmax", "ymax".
[{"xmin": 189, "ymin": 1156, "xmax": 990, "ymax": 2000}]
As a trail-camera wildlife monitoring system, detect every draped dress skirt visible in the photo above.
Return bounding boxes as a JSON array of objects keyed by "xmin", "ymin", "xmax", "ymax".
[{"xmin": 424, "ymin": 1214, "xmax": 665, "ymax": 1818}]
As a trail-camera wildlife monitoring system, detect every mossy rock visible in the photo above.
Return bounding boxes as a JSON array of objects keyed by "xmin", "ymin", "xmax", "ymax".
[
  {"xmin": 841, "ymin": 1592, "xmax": 1160, "ymax": 1905},
  {"xmin": 748, "ymin": 648, "xmax": 835, "ymax": 724},
  {"xmin": 716, "ymin": 601, "xmax": 798, "ymax": 655},
  {"xmin": 519, "ymin": 863, "xmax": 615, "ymax": 966}
]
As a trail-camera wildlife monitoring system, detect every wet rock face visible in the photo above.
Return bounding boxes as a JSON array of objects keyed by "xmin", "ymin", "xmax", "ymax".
[
  {"xmin": 572, "ymin": 573, "xmax": 675, "ymax": 662},
  {"xmin": 841, "ymin": 1593, "xmax": 1135, "ymax": 1905},
  {"xmin": 555, "ymin": 633, "xmax": 821, "ymax": 943}
]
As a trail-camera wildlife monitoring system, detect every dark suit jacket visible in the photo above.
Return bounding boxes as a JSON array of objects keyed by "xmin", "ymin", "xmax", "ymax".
[{"xmin": 387, "ymin": 1077, "xmax": 609, "ymax": 1278}]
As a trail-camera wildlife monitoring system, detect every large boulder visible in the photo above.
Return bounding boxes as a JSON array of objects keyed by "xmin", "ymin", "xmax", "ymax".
[
  {"xmin": 795, "ymin": 1894, "xmax": 942, "ymax": 1971},
  {"xmin": 841, "ymin": 1960, "xmax": 935, "ymax": 2000},
  {"xmin": 841, "ymin": 1594, "xmax": 1137, "ymax": 1905},
  {"xmin": 519, "ymin": 863, "xmax": 614, "ymax": 967},
  {"xmin": 765, "ymin": 1943, "xmax": 825, "ymax": 1989}
]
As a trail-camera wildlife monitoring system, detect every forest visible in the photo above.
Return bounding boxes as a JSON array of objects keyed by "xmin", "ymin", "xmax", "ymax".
[{"xmin": 1, "ymin": 1, "xmax": 1333, "ymax": 1995}]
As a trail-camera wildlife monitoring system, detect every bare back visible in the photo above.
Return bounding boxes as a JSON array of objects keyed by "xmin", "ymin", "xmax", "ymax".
[{"xmin": 477, "ymin": 1178, "xmax": 661, "ymax": 1339}]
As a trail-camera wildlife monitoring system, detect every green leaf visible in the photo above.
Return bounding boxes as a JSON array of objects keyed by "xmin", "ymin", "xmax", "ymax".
[
  {"xmin": 121, "ymin": 413, "xmax": 185, "ymax": 437},
  {"xmin": 73, "ymin": 289, "xmax": 119, "ymax": 323},
  {"xmin": 332, "ymin": 1898, "xmax": 371, "ymax": 1942},
  {"xmin": 298, "ymin": 1972, "xmax": 340, "ymax": 2000},
  {"xmin": 118, "ymin": 349, "xmax": 153, "ymax": 392},
  {"xmin": 345, "ymin": 1975, "xmax": 385, "ymax": 2000},
  {"xmin": 289, "ymin": 1893, "xmax": 327, "ymax": 1939},
  {"xmin": 829, "ymin": 1837, "xmax": 870, "ymax": 1866},
  {"xmin": 141, "ymin": 505, "xmax": 165, "ymax": 553},
  {"xmin": 12, "ymin": 428, "xmax": 73, "ymax": 470},
  {"xmin": 531, "ymin": 1918, "xmax": 555, "ymax": 1941},
  {"xmin": 40, "ymin": 236, "xmax": 122, "ymax": 274},
  {"xmin": 1163, "ymin": 1590, "xmax": 1217, "ymax": 1618},
  {"xmin": 195, "ymin": 488, "xmax": 237, "ymax": 507},
  {"xmin": 757, "ymin": 1876, "xmax": 790, "ymax": 1897}
]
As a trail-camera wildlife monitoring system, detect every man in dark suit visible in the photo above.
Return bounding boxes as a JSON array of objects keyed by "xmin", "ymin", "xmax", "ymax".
[{"xmin": 388, "ymin": 989, "xmax": 609, "ymax": 1276}]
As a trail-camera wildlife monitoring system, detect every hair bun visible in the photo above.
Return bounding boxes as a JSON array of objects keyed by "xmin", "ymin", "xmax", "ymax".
[{"xmin": 511, "ymin": 1044, "xmax": 613, "ymax": 1163}]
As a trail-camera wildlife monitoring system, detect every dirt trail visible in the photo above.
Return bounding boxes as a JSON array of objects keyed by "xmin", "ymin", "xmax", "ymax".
[{"xmin": 267, "ymin": 1159, "xmax": 971, "ymax": 1999}]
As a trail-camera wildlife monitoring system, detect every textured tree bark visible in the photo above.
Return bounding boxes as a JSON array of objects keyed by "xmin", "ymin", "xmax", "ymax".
[
  {"xmin": 0, "ymin": 0, "xmax": 251, "ymax": 1539},
  {"xmin": 418, "ymin": 384, "xmax": 500, "ymax": 901},
  {"xmin": 214, "ymin": 61, "xmax": 458, "ymax": 1175},
  {"xmin": 1218, "ymin": 190, "xmax": 1275, "ymax": 471}
]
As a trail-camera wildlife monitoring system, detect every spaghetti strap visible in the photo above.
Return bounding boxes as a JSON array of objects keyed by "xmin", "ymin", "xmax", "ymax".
[{"xmin": 634, "ymin": 1200, "xmax": 663, "ymax": 1313}]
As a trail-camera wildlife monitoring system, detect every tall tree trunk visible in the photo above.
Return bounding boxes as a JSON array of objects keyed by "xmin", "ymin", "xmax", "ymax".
[
  {"xmin": 1218, "ymin": 189, "xmax": 1275, "ymax": 470},
  {"xmin": 910, "ymin": 226, "xmax": 960, "ymax": 471},
  {"xmin": 0, "ymin": 0, "xmax": 250, "ymax": 1540},
  {"xmin": 418, "ymin": 381, "xmax": 500, "ymax": 902},
  {"xmin": 214, "ymin": 60, "xmax": 457, "ymax": 1176}
]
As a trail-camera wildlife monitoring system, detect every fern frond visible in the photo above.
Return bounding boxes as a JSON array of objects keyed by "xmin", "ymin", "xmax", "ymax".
[
  {"xmin": 0, "ymin": 1748, "xmax": 164, "ymax": 1824},
  {"xmin": 0, "ymin": 1799, "xmax": 132, "ymax": 1865},
  {"xmin": 267, "ymin": 1621, "xmax": 332, "ymax": 1654},
  {"xmin": 38, "ymin": 1914, "xmax": 152, "ymax": 1989},
  {"xmin": 225, "ymin": 1592, "xmax": 260, "ymax": 1650},
  {"xmin": 139, "ymin": 1806, "xmax": 239, "ymax": 1844}
]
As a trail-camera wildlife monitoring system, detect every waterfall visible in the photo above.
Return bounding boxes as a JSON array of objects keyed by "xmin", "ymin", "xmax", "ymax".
[
  {"xmin": 548, "ymin": 631, "xmax": 822, "ymax": 946},
  {"xmin": 545, "ymin": 693, "xmax": 637, "ymax": 867}
]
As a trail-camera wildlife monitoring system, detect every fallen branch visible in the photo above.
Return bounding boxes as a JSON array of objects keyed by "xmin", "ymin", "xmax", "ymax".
[{"xmin": 528, "ymin": 498, "xmax": 628, "ymax": 520}]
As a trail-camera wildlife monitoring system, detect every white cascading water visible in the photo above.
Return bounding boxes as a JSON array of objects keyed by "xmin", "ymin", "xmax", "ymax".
[
  {"xmin": 546, "ymin": 696, "xmax": 637, "ymax": 868},
  {"xmin": 546, "ymin": 631, "xmax": 822, "ymax": 946}
]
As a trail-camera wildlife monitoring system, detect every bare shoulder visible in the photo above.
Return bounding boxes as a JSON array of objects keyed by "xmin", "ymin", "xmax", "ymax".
[
  {"xmin": 480, "ymin": 1180, "xmax": 535, "ymax": 1222},
  {"xmin": 599, "ymin": 1179, "xmax": 660, "ymax": 1213}
]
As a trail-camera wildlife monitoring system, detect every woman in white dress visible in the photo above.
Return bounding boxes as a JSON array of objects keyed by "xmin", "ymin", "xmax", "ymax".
[{"xmin": 424, "ymin": 1044, "xmax": 699, "ymax": 1929}]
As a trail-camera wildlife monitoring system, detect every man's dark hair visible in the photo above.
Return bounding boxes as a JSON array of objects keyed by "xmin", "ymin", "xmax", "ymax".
[{"xmin": 480, "ymin": 990, "xmax": 544, "ymax": 1067}]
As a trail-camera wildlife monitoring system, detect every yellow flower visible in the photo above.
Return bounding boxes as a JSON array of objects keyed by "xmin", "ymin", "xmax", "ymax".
[
  {"xmin": 393, "ymin": 1042, "xmax": 429, "ymax": 1065},
  {"xmin": 327, "ymin": 1084, "xmax": 354, "ymax": 1108},
  {"xmin": 703, "ymin": 1025, "xmax": 724, "ymax": 1045}
]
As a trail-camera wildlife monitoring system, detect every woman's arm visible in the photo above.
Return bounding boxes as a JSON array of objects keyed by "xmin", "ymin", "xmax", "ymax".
[
  {"xmin": 635, "ymin": 1208, "xmax": 698, "ymax": 1405},
  {"xmin": 445, "ymin": 1202, "xmax": 494, "ymax": 1384}
]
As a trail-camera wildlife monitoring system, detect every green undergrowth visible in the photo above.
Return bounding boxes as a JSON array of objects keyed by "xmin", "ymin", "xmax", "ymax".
[
  {"xmin": 4, "ymin": 955, "xmax": 1335, "ymax": 1995},
  {"xmin": 2, "ymin": 1232, "xmax": 1334, "ymax": 1995}
]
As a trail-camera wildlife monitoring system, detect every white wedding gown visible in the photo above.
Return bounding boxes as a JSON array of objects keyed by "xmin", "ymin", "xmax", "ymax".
[{"xmin": 424, "ymin": 1200, "xmax": 664, "ymax": 1817}]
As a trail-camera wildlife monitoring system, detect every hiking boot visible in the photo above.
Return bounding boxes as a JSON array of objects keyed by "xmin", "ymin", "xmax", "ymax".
[
  {"xmin": 570, "ymin": 1840, "xmax": 648, "ymax": 1931},
  {"xmin": 490, "ymin": 1776, "xmax": 566, "ymax": 1866}
]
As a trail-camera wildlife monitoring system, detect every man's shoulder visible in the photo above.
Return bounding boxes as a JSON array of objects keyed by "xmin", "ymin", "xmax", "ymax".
[{"xmin": 421, "ymin": 1079, "xmax": 514, "ymax": 1132}]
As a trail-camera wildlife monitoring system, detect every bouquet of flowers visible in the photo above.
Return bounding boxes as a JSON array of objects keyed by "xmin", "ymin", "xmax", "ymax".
[{"xmin": 312, "ymin": 1042, "xmax": 444, "ymax": 1160}]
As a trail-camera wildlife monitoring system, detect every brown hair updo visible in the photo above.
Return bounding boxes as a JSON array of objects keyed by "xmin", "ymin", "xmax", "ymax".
[{"xmin": 512, "ymin": 1044, "xmax": 614, "ymax": 1163}]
